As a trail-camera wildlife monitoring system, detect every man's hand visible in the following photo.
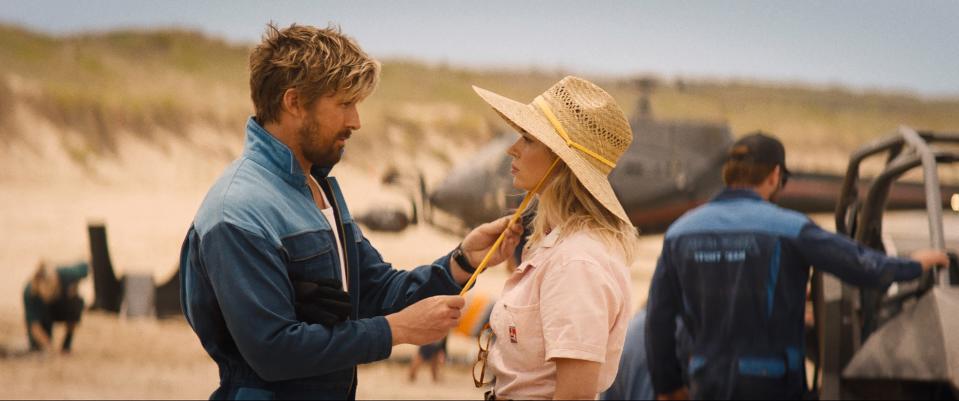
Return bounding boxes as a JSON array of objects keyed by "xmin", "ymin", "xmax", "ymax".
[
  {"xmin": 385, "ymin": 295, "xmax": 464, "ymax": 346},
  {"xmin": 293, "ymin": 278, "xmax": 351, "ymax": 326},
  {"xmin": 460, "ymin": 216, "xmax": 524, "ymax": 272},
  {"xmin": 910, "ymin": 249, "xmax": 950, "ymax": 272}
]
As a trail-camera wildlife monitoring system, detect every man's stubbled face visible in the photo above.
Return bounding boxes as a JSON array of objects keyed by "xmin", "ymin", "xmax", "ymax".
[{"xmin": 298, "ymin": 92, "xmax": 360, "ymax": 170}]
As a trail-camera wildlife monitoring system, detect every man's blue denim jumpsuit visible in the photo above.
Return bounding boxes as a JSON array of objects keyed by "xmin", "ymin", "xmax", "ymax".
[
  {"xmin": 646, "ymin": 189, "xmax": 922, "ymax": 399},
  {"xmin": 180, "ymin": 117, "xmax": 463, "ymax": 399}
]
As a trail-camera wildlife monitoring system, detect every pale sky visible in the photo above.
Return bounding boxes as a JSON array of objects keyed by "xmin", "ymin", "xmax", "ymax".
[{"xmin": 3, "ymin": 0, "xmax": 959, "ymax": 97}]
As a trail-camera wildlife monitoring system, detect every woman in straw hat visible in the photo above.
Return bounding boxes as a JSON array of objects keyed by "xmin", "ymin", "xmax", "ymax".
[{"xmin": 471, "ymin": 76, "xmax": 639, "ymax": 400}]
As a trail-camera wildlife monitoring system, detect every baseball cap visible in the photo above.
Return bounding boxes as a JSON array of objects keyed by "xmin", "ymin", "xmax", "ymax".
[{"xmin": 727, "ymin": 132, "xmax": 791, "ymax": 185}]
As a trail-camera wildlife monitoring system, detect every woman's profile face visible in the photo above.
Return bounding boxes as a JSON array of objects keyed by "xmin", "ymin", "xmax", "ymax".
[{"xmin": 506, "ymin": 129, "xmax": 556, "ymax": 192}]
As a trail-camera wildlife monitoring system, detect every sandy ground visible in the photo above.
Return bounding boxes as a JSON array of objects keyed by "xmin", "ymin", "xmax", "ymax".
[
  {"xmin": 0, "ymin": 174, "xmax": 663, "ymax": 399},
  {"xmin": 4, "ymin": 180, "xmax": 953, "ymax": 401},
  {"xmin": 0, "ymin": 109, "xmax": 667, "ymax": 399},
  {"xmin": 1, "ymin": 107, "xmax": 955, "ymax": 399},
  {"xmin": 0, "ymin": 166, "xmax": 664, "ymax": 400}
]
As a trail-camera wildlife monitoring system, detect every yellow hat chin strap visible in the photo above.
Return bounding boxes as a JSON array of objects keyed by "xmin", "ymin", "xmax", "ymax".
[
  {"xmin": 458, "ymin": 157, "xmax": 560, "ymax": 296},
  {"xmin": 533, "ymin": 96, "xmax": 616, "ymax": 169}
]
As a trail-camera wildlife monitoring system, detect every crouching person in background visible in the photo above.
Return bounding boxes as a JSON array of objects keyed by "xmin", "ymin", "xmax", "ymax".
[{"xmin": 23, "ymin": 260, "xmax": 89, "ymax": 354}]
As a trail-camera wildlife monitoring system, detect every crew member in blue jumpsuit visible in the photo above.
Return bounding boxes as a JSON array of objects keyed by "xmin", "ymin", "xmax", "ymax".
[{"xmin": 645, "ymin": 132, "xmax": 948, "ymax": 400}]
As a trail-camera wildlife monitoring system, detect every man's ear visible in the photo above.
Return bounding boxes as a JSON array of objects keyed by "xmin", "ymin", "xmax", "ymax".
[
  {"xmin": 281, "ymin": 88, "xmax": 304, "ymax": 119},
  {"xmin": 767, "ymin": 165, "xmax": 782, "ymax": 188}
]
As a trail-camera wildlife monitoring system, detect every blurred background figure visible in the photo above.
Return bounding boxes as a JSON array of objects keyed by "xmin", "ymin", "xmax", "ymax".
[
  {"xmin": 23, "ymin": 260, "xmax": 89, "ymax": 354},
  {"xmin": 408, "ymin": 336, "xmax": 448, "ymax": 383},
  {"xmin": 601, "ymin": 308, "xmax": 691, "ymax": 401},
  {"xmin": 602, "ymin": 310, "xmax": 656, "ymax": 400}
]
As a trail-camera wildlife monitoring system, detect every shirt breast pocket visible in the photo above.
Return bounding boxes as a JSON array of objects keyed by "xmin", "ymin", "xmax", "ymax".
[
  {"xmin": 496, "ymin": 302, "xmax": 546, "ymax": 370},
  {"xmin": 281, "ymin": 230, "xmax": 338, "ymax": 283}
]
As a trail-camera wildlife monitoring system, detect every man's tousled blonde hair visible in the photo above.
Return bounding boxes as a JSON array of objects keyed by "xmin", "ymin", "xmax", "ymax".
[{"xmin": 249, "ymin": 22, "xmax": 380, "ymax": 124}]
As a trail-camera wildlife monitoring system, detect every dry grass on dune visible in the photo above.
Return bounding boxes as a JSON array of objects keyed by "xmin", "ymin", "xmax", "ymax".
[
  {"xmin": 0, "ymin": 23, "xmax": 957, "ymax": 400},
  {"xmin": 3, "ymin": 24, "xmax": 959, "ymax": 176}
]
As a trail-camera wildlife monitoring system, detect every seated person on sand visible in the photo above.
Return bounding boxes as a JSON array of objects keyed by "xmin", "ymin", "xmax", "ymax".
[{"xmin": 23, "ymin": 260, "xmax": 89, "ymax": 354}]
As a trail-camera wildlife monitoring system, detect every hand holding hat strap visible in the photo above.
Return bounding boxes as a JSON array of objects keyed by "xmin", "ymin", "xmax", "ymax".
[
  {"xmin": 459, "ymin": 157, "xmax": 561, "ymax": 295},
  {"xmin": 533, "ymin": 96, "xmax": 617, "ymax": 169}
]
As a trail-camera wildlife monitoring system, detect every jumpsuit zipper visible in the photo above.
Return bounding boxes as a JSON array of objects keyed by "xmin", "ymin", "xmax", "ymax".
[{"xmin": 324, "ymin": 177, "xmax": 357, "ymax": 398}]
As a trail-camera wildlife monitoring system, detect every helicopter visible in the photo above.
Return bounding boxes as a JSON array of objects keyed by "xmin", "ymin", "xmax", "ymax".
[{"xmin": 412, "ymin": 81, "xmax": 959, "ymax": 234}]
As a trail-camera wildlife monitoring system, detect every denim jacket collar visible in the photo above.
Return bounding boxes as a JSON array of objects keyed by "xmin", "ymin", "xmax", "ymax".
[{"xmin": 243, "ymin": 117, "xmax": 332, "ymax": 188}]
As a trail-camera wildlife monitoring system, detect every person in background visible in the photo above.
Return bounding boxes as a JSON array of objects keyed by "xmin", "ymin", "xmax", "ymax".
[
  {"xmin": 645, "ymin": 132, "xmax": 949, "ymax": 400},
  {"xmin": 408, "ymin": 337, "xmax": 448, "ymax": 383},
  {"xmin": 23, "ymin": 260, "xmax": 89, "ymax": 354},
  {"xmin": 601, "ymin": 307, "xmax": 691, "ymax": 400}
]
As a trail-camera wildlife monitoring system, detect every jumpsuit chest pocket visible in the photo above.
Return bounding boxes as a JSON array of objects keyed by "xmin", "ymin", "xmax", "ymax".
[
  {"xmin": 281, "ymin": 230, "xmax": 339, "ymax": 283},
  {"xmin": 490, "ymin": 301, "xmax": 546, "ymax": 370}
]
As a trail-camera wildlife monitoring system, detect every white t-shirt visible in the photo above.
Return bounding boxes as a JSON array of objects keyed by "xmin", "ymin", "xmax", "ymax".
[{"xmin": 312, "ymin": 177, "xmax": 349, "ymax": 292}]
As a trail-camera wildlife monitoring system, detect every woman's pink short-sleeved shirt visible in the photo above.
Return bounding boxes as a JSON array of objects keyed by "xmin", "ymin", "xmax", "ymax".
[{"xmin": 487, "ymin": 228, "xmax": 632, "ymax": 400}]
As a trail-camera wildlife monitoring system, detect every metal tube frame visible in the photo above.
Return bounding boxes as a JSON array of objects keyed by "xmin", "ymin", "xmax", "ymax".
[{"xmin": 819, "ymin": 128, "xmax": 959, "ymax": 399}]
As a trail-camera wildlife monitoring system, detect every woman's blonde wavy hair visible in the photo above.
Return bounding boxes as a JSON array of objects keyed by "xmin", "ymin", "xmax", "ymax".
[{"xmin": 526, "ymin": 161, "xmax": 639, "ymax": 265}]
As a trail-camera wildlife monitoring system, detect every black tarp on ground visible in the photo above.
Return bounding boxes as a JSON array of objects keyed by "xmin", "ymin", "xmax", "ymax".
[
  {"xmin": 87, "ymin": 223, "xmax": 181, "ymax": 318},
  {"xmin": 154, "ymin": 268, "xmax": 181, "ymax": 318},
  {"xmin": 87, "ymin": 224, "xmax": 122, "ymax": 313}
]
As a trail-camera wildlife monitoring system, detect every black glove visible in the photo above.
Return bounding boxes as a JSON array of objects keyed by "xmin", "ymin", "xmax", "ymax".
[{"xmin": 292, "ymin": 278, "xmax": 351, "ymax": 326}]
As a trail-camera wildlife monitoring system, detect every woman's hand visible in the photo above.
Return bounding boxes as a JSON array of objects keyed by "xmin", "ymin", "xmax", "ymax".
[{"xmin": 460, "ymin": 216, "xmax": 524, "ymax": 272}]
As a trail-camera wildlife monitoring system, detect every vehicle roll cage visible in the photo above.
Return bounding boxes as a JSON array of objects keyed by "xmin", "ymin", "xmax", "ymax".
[{"xmin": 813, "ymin": 126, "xmax": 959, "ymax": 399}]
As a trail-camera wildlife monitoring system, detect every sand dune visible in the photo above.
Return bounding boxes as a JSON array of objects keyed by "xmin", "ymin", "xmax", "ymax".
[{"xmin": 0, "ymin": 30, "xmax": 954, "ymax": 396}]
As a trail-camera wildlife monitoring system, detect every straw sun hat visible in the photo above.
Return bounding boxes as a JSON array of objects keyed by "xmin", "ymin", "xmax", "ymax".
[{"xmin": 473, "ymin": 76, "xmax": 633, "ymax": 224}]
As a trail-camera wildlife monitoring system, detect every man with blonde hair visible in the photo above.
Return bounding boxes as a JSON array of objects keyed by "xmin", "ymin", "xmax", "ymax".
[{"xmin": 179, "ymin": 23, "xmax": 520, "ymax": 399}]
